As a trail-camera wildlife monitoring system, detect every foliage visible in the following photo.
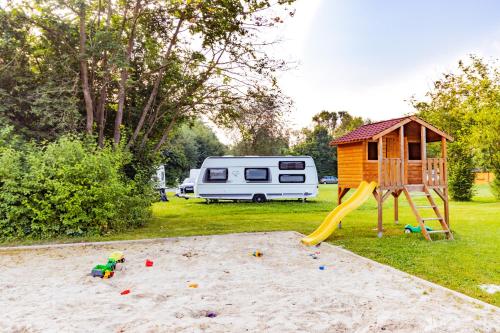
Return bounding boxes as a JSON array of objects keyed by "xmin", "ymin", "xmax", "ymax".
[
  {"xmin": 0, "ymin": 0, "xmax": 295, "ymax": 153},
  {"xmin": 414, "ymin": 56, "xmax": 500, "ymax": 200},
  {"xmin": 447, "ymin": 140, "xmax": 475, "ymax": 201},
  {"xmin": 292, "ymin": 126, "xmax": 337, "ymax": 178},
  {"xmin": 291, "ymin": 111, "xmax": 367, "ymax": 178},
  {"xmin": 162, "ymin": 120, "xmax": 226, "ymax": 185},
  {"xmin": 0, "ymin": 127, "xmax": 154, "ymax": 240},
  {"xmin": 228, "ymin": 87, "xmax": 291, "ymax": 155},
  {"xmin": 311, "ymin": 110, "xmax": 366, "ymax": 137}
]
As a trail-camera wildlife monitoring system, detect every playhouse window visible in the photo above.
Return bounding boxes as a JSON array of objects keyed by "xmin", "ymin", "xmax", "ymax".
[
  {"xmin": 408, "ymin": 143, "xmax": 421, "ymax": 160},
  {"xmin": 367, "ymin": 142, "xmax": 378, "ymax": 160},
  {"xmin": 206, "ymin": 168, "xmax": 228, "ymax": 182},
  {"xmin": 245, "ymin": 168, "xmax": 270, "ymax": 182}
]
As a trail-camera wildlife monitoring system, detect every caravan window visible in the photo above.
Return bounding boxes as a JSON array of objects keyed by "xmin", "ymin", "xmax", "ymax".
[
  {"xmin": 279, "ymin": 174, "xmax": 305, "ymax": 183},
  {"xmin": 206, "ymin": 168, "xmax": 228, "ymax": 182},
  {"xmin": 245, "ymin": 168, "xmax": 269, "ymax": 181},
  {"xmin": 279, "ymin": 161, "xmax": 305, "ymax": 170}
]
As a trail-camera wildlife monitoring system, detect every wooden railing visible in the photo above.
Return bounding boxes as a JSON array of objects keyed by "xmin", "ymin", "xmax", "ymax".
[
  {"xmin": 380, "ymin": 158, "xmax": 403, "ymax": 187},
  {"xmin": 424, "ymin": 158, "xmax": 446, "ymax": 186}
]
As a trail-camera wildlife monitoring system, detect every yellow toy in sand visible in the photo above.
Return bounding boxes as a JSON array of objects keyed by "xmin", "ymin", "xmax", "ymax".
[
  {"xmin": 109, "ymin": 251, "xmax": 125, "ymax": 263},
  {"xmin": 301, "ymin": 181, "xmax": 378, "ymax": 246}
]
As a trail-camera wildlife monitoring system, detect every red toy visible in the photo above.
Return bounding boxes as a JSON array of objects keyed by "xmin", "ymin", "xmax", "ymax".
[
  {"xmin": 145, "ymin": 259, "xmax": 154, "ymax": 267},
  {"xmin": 120, "ymin": 289, "xmax": 131, "ymax": 295}
]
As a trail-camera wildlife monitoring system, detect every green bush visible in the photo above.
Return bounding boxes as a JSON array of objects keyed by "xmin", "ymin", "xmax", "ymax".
[
  {"xmin": 0, "ymin": 128, "xmax": 154, "ymax": 240},
  {"xmin": 448, "ymin": 141, "xmax": 475, "ymax": 201}
]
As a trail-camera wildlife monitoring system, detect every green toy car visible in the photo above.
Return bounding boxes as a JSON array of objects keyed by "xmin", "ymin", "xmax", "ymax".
[
  {"xmin": 91, "ymin": 259, "xmax": 117, "ymax": 278},
  {"xmin": 404, "ymin": 224, "xmax": 433, "ymax": 234}
]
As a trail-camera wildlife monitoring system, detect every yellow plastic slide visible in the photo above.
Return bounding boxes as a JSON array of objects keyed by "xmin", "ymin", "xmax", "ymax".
[{"xmin": 301, "ymin": 181, "xmax": 378, "ymax": 246}]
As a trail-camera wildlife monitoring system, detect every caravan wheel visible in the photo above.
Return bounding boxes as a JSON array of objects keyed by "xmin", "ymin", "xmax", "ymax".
[{"xmin": 252, "ymin": 194, "xmax": 267, "ymax": 203}]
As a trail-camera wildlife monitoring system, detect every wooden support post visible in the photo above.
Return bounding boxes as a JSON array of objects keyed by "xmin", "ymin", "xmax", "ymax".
[
  {"xmin": 421, "ymin": 126, "xmax": 427, "ymax": 184},
  {"xmin": 337, "ymin": 187, "xmax": 350, "ymax": 229},
  {"xmin": 441, "ymin": 137, "xmax": 450, "ymax": 228},
  {"xmin": 377, "ymin": 189, "xmax": 383, "ymax": 238},
  {"xmin": 377, "ymin": 137, "xmax": 383, "ymax": 237},
  {"xmin": 400, "ymin": 125, "xmax": 404, "ymax": 185},
  {"xmin": 393, "ymin": 191, "xmax": 399, "ymax": 224},
  {"xmin": 378, "ymin": 137, "xmax": 383, "ymax": 186},
  {"xmin": 338, "ymin": 186, "xmax": 342, "ymax": 229}
]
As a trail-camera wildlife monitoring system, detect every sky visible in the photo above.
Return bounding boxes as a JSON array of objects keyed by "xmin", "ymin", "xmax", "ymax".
[{"xmin": 265, "ymin": 0, "xmax": 500, "ymax": 136}]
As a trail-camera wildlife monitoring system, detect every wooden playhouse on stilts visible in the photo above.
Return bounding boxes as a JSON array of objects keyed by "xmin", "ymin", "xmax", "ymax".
[
  {"xmin": 301, "ymin": 115, "xmax": 453, "ymax": 246},
  {"xmin": 333, "ymin": 115, "xmax": 453, "ymax": 240}
]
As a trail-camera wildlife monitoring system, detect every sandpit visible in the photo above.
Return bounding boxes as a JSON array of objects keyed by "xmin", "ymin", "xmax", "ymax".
[{"xmin": 0, "ymin": 231, "xmax": 498, "ymax": 332}]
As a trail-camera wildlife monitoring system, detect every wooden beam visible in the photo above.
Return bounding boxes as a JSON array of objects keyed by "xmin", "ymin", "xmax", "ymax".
[
  {"xmin": 400, "ymin": 125, "xmax": 405, "ymax": 185},
  {"xmin": 372, "ymin": 118, "xmax": 413, "ymax": 140},
  {"xmin": 337, "ymin": 187, "xmax": 350, "ymax": 229},
  {"xmin": 378, "ymin": 137, "xmax": 383, "ymax": 186},
  {"xmin": 382, "ymin": 189, "xmax": 392, "ymax": 202},
  {"xmin": 443, "ymin": 187, "xmax": 450, "ymax": 228},
  {"xmin": 393, "ymin": 191, "xmax": 399, "ymax": 224},
  {"xmin": 409, "ymin": 116, "xmax": 454, "ymax": 142},
  {"xmin": 403, "ymin": 187, "xmax": 432, "ymax": 241},
  {"xmin": 441, "ymin": 137, "xmax": 448, "ymax": 184},
  {"xmin": 377, "ymin": 189, "xmax": 383, "ymax": 238},
  {"xmin": 421, "ymin": 125, "xmax": 427, "ymax": 185}
]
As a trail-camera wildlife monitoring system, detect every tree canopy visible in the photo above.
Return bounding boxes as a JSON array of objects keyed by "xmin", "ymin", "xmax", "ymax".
[
  {"xmin": 0, "ymin": 0, "xmax": 295, "ymax": 155},
  {"xmin": 291, "ymin": 111, "xmax": 367, "ymax": 178},
  {"xmin": 162, "ymin": 120, "xmax": 226, "ymax": 185},
  {"xmin": 413, "ymin": 56, "xmax": 500, "ymax": 199}
]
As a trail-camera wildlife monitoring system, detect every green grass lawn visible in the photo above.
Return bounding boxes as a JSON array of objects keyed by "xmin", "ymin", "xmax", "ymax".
[{"xmin": 2, "ymin": 184, "xmax": 499, "ymax": 306}]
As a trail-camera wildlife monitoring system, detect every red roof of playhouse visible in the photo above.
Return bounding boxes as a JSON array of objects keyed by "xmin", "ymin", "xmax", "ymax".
[{"xmin": 330, "ymin": 115, "xmax": 453, "ymax": 145}]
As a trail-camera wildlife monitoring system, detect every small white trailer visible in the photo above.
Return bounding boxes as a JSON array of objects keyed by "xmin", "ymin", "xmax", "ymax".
[
  {"xmin": 153, "ymin": 165, "xmax": 168, "ymax": 202},
  {"xmin": 175, "ymin": 168, "xmax": 200, "ymax": 199},
  {"xmin": 195, "ymin": 156, "xmax": 318, "ymax": 203}
]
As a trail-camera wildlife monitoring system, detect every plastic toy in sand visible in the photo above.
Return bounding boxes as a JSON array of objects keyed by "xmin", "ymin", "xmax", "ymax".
[
  {"xmin": 319, "ymin": 265, "xmax": 326, "ymax": 270},
  {"xmin": 91, "ymin": 252, "xmax": 125, "ymax": 279},
  {"xmin": 145, "ymin": 259, "xmax": 154, "ymax": 267},
  {"xmin": 109, "ymin": 251, "xmax": 125, "ymax": 263},
  {"xmin": 252, "ymin": 250, "xmax": 263, "ymax": 257},
  {"xmin": 206, "ymin": 311, "xmax": 217, "ymax": 318},
  {"xmin": 120, "ymin": 289, "xmax": 131, "ymax": 295},
  {"xmin": 404, "ymin": 224, "xmax": 433, "ymax": 234},
  {"xmin": 188, "ymin": 283, "xmax": 199, "ymax": 288}
]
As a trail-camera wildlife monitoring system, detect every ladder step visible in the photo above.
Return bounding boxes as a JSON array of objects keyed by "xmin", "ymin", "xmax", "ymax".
[
  {"xmin": 427, "ymin": 230, "xmax": 449, "ymax": 234},
  {"xmin": 422, "ymin": 217, "xmax": 443, "ymax": 221},
  {"xmin": 416, "ymin": 205, "xmax": 436, "ymax": 208}
]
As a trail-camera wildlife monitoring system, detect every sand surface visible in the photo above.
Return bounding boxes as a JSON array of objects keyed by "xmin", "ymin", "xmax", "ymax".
[{"xmin": 0, "ymin": 231, "xmax": 498, "ymax": 333}]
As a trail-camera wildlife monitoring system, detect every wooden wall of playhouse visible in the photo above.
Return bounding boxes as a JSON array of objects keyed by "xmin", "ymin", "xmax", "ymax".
[{"xmin": 336, "ymin": 121, "xmax": 442, "ymax": 188}]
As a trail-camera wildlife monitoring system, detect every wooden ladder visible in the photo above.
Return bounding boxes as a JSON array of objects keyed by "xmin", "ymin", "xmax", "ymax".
[{"xmin": 402, "ymin": 185, "xmax": 453, "ymax": 241}]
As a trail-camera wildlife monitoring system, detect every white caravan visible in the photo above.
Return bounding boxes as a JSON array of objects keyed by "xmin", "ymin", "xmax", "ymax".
[{"xmin": 195, "ymin": 156, "xmax": 318, "ymax": 203}]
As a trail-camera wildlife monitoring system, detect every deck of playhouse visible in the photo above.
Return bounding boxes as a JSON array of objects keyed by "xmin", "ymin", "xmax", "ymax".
[{"xmin": 331, "ymin": 116, "xmax": 453, "ymax": 241}]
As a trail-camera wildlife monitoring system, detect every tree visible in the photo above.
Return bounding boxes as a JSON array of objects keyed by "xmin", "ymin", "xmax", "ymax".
[
  {"xmin": 413, "ymin": 56, "xmax": 500, "ymax": 200},
  {"xmin": 0, "ymin": 0, "xmax": 296, "ymax": 155},
  {"xmin": 292, "ymin": 126, "xmax": 337, "ymax": 178},
  {"xmin": 162, "ymin": 120, "xmax": 226, "ymax": 185},
  {"xmin": 291, "ymin": 111, "xmax": 367, "ymax": 178},
  {"xmin": 227, "ymin": 87, "xmax": 291, "ymax": 155}
]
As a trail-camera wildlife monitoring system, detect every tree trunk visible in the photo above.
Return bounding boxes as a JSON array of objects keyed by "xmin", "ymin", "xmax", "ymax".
[
  {"xmin": 114, "ymin": 0, "xmax": 141, "ymax": 146},
  {"xmin": 97, "ymin": 0, "xmax": 112, "ymax": 147},
  {"xmin": 126, "ymin": 16, "xmax": 184, "ymax": 149},
  {"xmin": 79, "ymin": 2, "xmax": 94, "ymax": 134},
  {"xmin": 153, "ymin": 113, "xmax": 180, "ymax": 153}
]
